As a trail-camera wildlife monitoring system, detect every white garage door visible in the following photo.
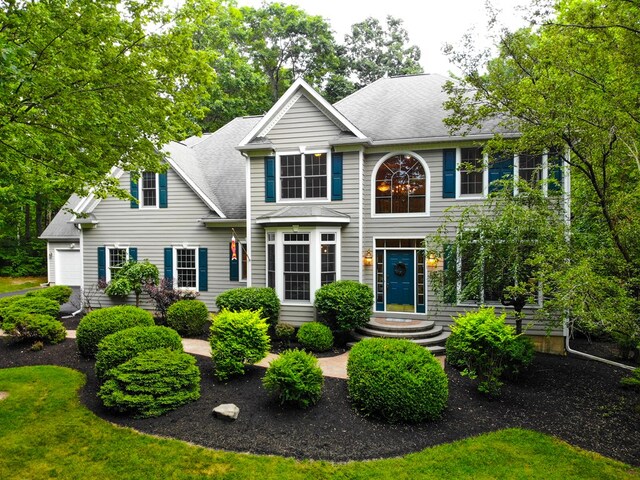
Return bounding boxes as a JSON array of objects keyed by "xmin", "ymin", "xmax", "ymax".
[{"xmin": 55, "ymin": 250, "xmax": 82, "ymax": 286}]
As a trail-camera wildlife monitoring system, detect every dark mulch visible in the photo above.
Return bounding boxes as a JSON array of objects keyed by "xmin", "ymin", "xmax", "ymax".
[{"xmin": 0, "ymin": 337, "xmax": 638, "ymax": 466}]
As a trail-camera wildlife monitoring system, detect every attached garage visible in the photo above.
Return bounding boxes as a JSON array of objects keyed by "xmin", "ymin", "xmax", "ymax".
[{"xmin": 54, "ymin": 249, "xmax": 82, "ymax": 286}]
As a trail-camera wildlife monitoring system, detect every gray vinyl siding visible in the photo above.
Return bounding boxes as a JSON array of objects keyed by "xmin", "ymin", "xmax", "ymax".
[{"xmin": 82, "ymin": 168, "xmax": 244, "ymax": 313}]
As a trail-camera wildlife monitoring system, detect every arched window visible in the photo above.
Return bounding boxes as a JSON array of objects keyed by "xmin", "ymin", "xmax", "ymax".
[{"xmin": 375, "ymin": 154, "xmax": 427, "ymax": 214}]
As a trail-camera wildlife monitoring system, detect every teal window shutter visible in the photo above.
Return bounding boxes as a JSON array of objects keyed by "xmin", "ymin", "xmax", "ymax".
[
  {"xmin": 548, "ymin": 155, "xmax": 563, "ymax": 193},
  {"xmin": 198, "ymin": 248, "xmax": 208, "ymax": 291},
  {"xmin": 164, "ymin": 248, "xmax": 173, "ymax": 281},
  {"xmin": 130, "ymin": 176, "xmax": 139, "ymax": 209},
  {"xmin": 442, "ymin": 149, "xmax": 456, "ymax": 198},
  {"xmin": 98, "ymin": 247, "xmax": 106, "ymax": 282},
  {"xmin": 229, "ymin": 242, "xmax": 239, "ymax": 281},
  {"xmin": 265, "ymin": 156, "xmax": 276, "ymax": 202},
  {"xmin": 159, "ymin": 173, "xmax": 168, "ymax": 208},
  {"xmin": 443, "ymin": 244, "xmax": 457, "ymax": 304},
  {"xmin": 331, "ymin": 153, "xmax": 343, "ymax": 201},
  {"xmin": 129, "ymin": 248, "xmax": 137, "ymax": 262},
  {"xmin": 488, "ymin": 155, "xmax": 514, "ymax": 193}
]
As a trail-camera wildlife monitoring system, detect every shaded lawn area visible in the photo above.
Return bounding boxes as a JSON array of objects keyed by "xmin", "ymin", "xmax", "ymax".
[
  {"xmin": 0, "ymin": 366, "xmax": 637, "ymax": 480},
  {"xmin": 0, "ymin": 276, "xmax": 46, "ymax": 293}
]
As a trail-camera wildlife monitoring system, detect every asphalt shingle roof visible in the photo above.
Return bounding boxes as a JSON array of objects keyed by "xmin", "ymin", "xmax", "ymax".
[{"xmin": 39, "ymin": 194, "xmax": 81, "ymax": 240}]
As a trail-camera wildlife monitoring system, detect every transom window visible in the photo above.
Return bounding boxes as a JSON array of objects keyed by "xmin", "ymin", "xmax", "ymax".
[
  {"xmin": 375, "ymin": 154, "xmax": 427, "ymax": 214},
  {"xmin": 460, "ymin": 147, "xmax": 484, "ymax": 195},
  {"xmin": 141, "ymin": 172, "xmax": 158, "ymax": 207},
  {"xmin": 107, "ymin": 247, "xmax": 128, "ymax": 281},
  {"xmin": 279, "ymin": 152, "xmax": 328, "ymax": 200},
  {"xmin": 176, "ymin": 248, "xmax": 197, "ymax": 289}
]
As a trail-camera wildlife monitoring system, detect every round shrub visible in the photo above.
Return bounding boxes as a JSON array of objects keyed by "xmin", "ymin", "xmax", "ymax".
[
  {"xmin": 347, "ymin": 338, "xmax": 448, "ymax": 423},
  {"xmin": 210, "ymin": 309, "xmax": 270, "ymax": 381},
  {"xmin": 76, "ymin": 306, "xmax": 154, "ymax": 358},
  {"xmin": 297, "ymin": 322, "xmax": 333, "ymax": 352},
  {"xmin": 314, "ymin": 280, "xmax": 374, "ymax": 332},
  {"xmin": 98, "ymin": 348, "xmax": 200, "ymax": 418},
  {"xmin": 274, "ymin": 322, "xmax": 295, "ymax": 341},
  {"xmin": 26, "ymin": 285, "xmax": 73, "ymax": 304},
  {"xmin": 2, "ymin": 314, "xmax": 66, "ymax": 344},
  {"xmin": 216, "ymin": 287, "xmax": 280, "ymax": 328},
  {"xmin": 0, "ymin": 295, "xmax": 24, "ymax": 322},
  {"xmin": 95, "ymin": 326, "xmax": 184, "ymax": 381},
  {"xmin": 0, "ymin": 296, "xmax": 59, "ymax": 325},
  {"xmin": 263, "ymin": 349, "xmax": 324, "ymax": 408},
  {"xmin": 166, "ymin": 299, "xmax": 209, "ymax": 337}
]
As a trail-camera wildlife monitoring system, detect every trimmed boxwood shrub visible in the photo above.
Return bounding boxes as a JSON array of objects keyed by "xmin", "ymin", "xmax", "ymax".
[
  {"xmin": 26, "ymin": 285, "xmax": 73, "ymax": 304},
  {"xmin": 210, "ymin": 309, "xmax": 270, "ymax": 381},
  {"xmin": 216, "ymin": 287, "xmax": 280, "ymax": 328},
  {"xmin": 314, "ymin": 280, "xmax": 374, "ymax": 332},
  {"xmin": 274, "ymin": 322, "xmax": 295, "ymax": 341},
  {"xmin": 98, "ymin": 348, "xmax": 200, "ymax": 418},
  {"xmin": 76, "ymin": 306, "xmax": 154, "ymax": 358},
  {"xmin": 95, "ymin": 326, "xmax": 184, "ymax": 381},
  {"xmin": 0, "ymin": 296, "xmax": 60, "ymax": 325},
  {"xmin": 2, "ymin": 313, "xmax": 66, "ymax": 344},
  {"xmin": 166, "ymin": 299, "xmax": 209, "ymax": 337},
  {"xmin": 445, "ymin": 307, "xmax": 534, "ymax": 396},
  {"xmin": 347, "ymin": 338, "xmax": 448, "ymax": 423},
  {"xmin": 297, "ymin": 322, "xmax": 333, "ymax": 352},
  {"xmin": 263, "ymin": 349, "xmax": 324, "ymax": 408}
]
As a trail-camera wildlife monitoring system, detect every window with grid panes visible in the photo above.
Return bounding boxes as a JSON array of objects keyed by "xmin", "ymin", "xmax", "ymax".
[
  {"xmin": 518, "ymin": 154, "xmax": 543, "ymax": 186},
  {"xmin": 375, "ymin": 155, "xmax": 426, "ymax": 214},
  {"xmin": 176, "ymin": 248, "xmax": 196, "ymax": 289},
  {"xmin": 108, "ymin": 248, "xmax": 127, "ymax": 281},
  {"xmin": 283, "ymin": 233, "xmax": 310, "ymax": 300},
  {"xmin": 460, "ymin": 147, "xmax": 484, "ymax": 195},
  {"xmin": 279, "ymin": 153, "xmax": 328, "ymax": 200},
  {"xmin": 320, "ymin": 233, "xmax": 336, "ymax": 285},
  {"xmin": 267, "ymin": 233, "xmax": 276, "ymax": 289},
  {"xmin": 141, "ymin": 172, "xmax": 158, "ymax": 207}
]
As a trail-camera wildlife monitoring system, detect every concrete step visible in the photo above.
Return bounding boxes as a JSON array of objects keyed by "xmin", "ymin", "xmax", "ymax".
[
  {"xmin": 350, "ymin": 330, "xmax": 450, "ymax": 348},
  {"xmin": 346, "ymin": 338, "xmax": 447, "ymax": 356},
  {"xmin": 365, "ymin": 317, "xmax": 435, "ymax": 333},
  {"xmin": 356, "ymin": 325, "xmax": 444, "ymax": 340}
]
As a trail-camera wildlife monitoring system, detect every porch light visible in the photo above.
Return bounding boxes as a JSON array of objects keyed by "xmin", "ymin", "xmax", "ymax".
[
  {"xmin": 426, "ymin": 252, "xmax": 439, "ymax": 269},
  {"xmin": 363, "ymin": 249, "xmax": 374, "ymax": 267}
]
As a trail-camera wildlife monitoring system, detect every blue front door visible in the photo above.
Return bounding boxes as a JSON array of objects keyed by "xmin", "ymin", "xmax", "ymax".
[{"xmin": 386, "ymin": 250, "xmax": 415, "ymax": 312}]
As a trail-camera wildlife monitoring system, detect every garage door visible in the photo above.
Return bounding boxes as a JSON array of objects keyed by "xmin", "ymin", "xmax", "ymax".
[{"xmin": 55, "ymin": 249, "xmax": 82, "ymax": 286}]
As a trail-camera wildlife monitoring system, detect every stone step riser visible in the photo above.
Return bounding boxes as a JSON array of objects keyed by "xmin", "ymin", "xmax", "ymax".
[
  {"xmin": 364, "ymin": 321, "xmax": 436, "ymax": 333},
  {"xmin": 351, "ymin": 331, "xmax": 450, "ymax": 347}
]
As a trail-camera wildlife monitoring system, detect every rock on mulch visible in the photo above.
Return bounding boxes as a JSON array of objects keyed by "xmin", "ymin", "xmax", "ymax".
[{"xmin": 0, "ymin": 338, "xmax": 638, "ymax": 466}]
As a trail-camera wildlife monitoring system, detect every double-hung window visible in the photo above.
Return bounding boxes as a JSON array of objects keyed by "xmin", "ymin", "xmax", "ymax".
[
  {"xmin": 175, "ymin": 248, "xmax": 197, "ymax": 289},
  {"xmin": 107, "ymin": 247, "xmax": 128, "ymax": 282},
  {"xmin": 279, "ymin": 152, "xmax": 328, "ymax": 200},
  {"xmin": 517, "ymin": 154, "xmax": 543, "ymax": 186},
  {"xmin": 459, "ymin": 147, "xmax": 485, "ymax": 196},
  {"xmin": 141, "ymin": 172, "xmax": 159, "ymax": 207}
]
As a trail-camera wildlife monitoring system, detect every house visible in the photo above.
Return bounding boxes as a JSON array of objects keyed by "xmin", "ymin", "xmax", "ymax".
[{"xmin": 41, "ymin": 74, "xmax": 567, "ymax": 352}]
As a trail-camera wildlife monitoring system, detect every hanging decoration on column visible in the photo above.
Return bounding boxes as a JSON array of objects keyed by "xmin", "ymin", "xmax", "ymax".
[{"xmin": 231, "ymin": 234, "xmax": 237, "ymax": 261}]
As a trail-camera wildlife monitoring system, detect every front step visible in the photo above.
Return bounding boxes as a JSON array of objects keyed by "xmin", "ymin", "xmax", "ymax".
[{"xmin": 357, "ymin": 324, "xmax": 444, "ymax": 340}]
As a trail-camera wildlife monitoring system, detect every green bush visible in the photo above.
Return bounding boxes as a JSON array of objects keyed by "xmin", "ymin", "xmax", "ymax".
[
  {"xmin": 76, "ymin": 306, "xmax": 154, "ymax": 358},
  {"xmin": 0, "ymin": 296, "xmax": 59, "ymax": 325},
  {"xmin": 216, "ymin": 287, "xmax": 280, "ymax": 328},
  {"xmin": 314, "ymin": 280, "xmax": 374, "ymax": 332},
  {"xmin": 98, "ymin": 348, "xmax": 200, "ymax": 418},
  {"xmin": 445, "ymin": 307, "xmax": 535, "ymax": 396},
  {"xmin": 620, "ymin": 368, "xmax": 640, "ymax": 391},
  {"xmin": 166, "ymin": 299, "xmax": 209, "ymax": 337},
  {"xmin": 95, "ymin": 326, "xmax": 183, "ymax": 381},
  {"xmin": 262, "ymin": 349, "xmax": 324, "ymax": 408},
  {"xmin": 2, "ymin": 313, "xmax": 66, "ymax": 344},
  {"xmin": 209, "ymin": 309, "xmax": 270, "ymax": 381},
  {"xmin": 297, "ymin": 322, "xmax": 333, "ymax": 352},
  {"xmin": 274, "ymin": 322, "xmax": 295, "ymax": 341},
  {"xmin": 0, "ymin": 295, "xmax": 25, "ymax": 322},
  {"xmin": 26, "ymin": 285, "xmax": 73, "ymax": 304},
  {"xmin": 348, "ymin": 338, "xmax": 448, "ymax": 423}
]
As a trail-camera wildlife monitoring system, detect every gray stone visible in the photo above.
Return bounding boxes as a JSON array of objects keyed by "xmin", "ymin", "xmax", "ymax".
[{"xmin": 212, "ymin": 403, "xmax": 239, "ymax": 421}]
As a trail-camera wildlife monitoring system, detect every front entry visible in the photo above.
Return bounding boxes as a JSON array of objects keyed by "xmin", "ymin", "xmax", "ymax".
[{"xmin": 385, "ymin": 250, "xmax": 415, "ymax": 312}]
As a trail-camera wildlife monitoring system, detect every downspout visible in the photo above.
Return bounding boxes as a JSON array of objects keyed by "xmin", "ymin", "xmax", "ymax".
[{"xmin": 564, "ymin": 323, "xmax": 634, "ymax": 371}]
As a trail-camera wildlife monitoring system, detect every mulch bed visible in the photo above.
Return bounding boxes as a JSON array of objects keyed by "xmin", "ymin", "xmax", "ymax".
[{"xmin": 0, "ymin": 336, "xmax": 638, "ymax": 466}]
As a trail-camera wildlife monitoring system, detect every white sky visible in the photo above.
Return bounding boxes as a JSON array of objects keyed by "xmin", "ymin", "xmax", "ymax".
[{"xmin": 236, "ymin": 0, "xmax": 531, "ymax": 76}]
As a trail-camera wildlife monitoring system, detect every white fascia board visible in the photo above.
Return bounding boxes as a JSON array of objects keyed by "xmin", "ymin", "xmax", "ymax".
[
  {"xmin": 255, "ymin": 216, "xmax": 351, "ymax": 225},
  {"xmin": 73, "ymin": 166, "xmax": 124, "ymax": 217},
  {"xmin": 368, "ymin": 132, "xmax": 521, "ymax": 146}
]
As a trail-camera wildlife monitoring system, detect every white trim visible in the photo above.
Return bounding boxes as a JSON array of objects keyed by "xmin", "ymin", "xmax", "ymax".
[
  {"xmin": 456, "ymin": 147, "xmax": 487, "ymax": 200},
  {"xmin": 105, "ymin": 246, "xmax": 130, "ymax": 283},
  {"xmin": 276, "ymin": 149, "xmax": 331, "ymax": 202},
  {"xmin": 238, "ymin": 78, "xmax": 367, "ymax": 148},
  {"xmin": 358, "ymin": 148, "xmax": 364, "ymax": 283},
  {"xmin": 256, "ymin": 215, "xmax": 350, "ymax": 225},
  {"xmin": 244, "ymin": 153, "xmax": 252, "ymax": 287},
  {"xmin": 165, "ymin": 157, "xmax": 226, "ymax": 218},
  {"xmin": 172, "ymin": 245, "xmax": 199, "ymax": 291},
  {"xmin": 74, "ymin": 167, "xmax": 124, "ymax": 216},
  {"xmin": 370, "ymin": 151, "xmax": 431, "ymax": 218},
  {"xmin": 258, "ymin": 92, "xmax": 302, "ymax": 138},
  {"xmin": 139, "ymin": 172, "xmax": 160, "ymax": 209}
]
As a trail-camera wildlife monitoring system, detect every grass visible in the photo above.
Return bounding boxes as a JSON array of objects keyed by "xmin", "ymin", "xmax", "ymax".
[
  {"xmin": 0, "ymin": 366, "xmax": 637, "ymax": 479},
  {"xmin": 0, "ymin": 276, "xmax": 46, "ymax": 293}
]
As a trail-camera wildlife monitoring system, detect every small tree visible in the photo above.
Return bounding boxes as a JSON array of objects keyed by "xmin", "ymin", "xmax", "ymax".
[
  {"xmin": 105, "ymin": 260, "xmax": 159, "ymax": 307},
  {"xmin": 427, "ymin": 179, "xmax": 566, "ymax": 334}
]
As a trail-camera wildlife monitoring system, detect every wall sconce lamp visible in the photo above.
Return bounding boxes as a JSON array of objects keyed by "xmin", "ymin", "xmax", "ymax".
[
  {"xmin": 426, "ymin": 251, "xmax": 439, "ymax": 269},
  {"xmin": 363, "ymin": 249, "xmax": 374, "ymax": 267}
]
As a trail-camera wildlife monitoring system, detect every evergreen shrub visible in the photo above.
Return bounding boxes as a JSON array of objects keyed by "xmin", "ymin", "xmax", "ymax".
[
  {"xmin": 0, "ymin": 296, "xmax": 59, "ymax": 325},
  {"xmin": 263, "ymin": 349, "xmax": 324, "ymax": 408},
  {"xmin": 209, "ymin": 309, "xmax": 270, "ymax": 381},
  {"xmin": 347, "ymin": 338, "xmax": 448, "ymax": 423},
  {"xmin": 76, "ymin": 306, "xmax": 154, "ymax": 358},
  {"xmin": 274, "ymin": 322, "xmax": 296, "ymax": 341},
  {"xmin": 98, "ymin": 348, "xmax": 200, "ymax": 418},
  {"xmin": 2, "ymin": 313, "xmax": 66, "ymax": 344},
  {"xmin": 95, "ymin": 326, "xmax": 183, "ymax": 381},
  {"xmin": 166, "ymin": 299, "xmax": 209, "ymax": 337},
  {"xmin": 26, "ymin": 285, "xmax": 73, "ymax": 304},
  {"xmin": 297, "ymin": 322, "xmax": 333, "ymax": 352},
  {"xmin": 216, "ymin": 287, "xmax": 280, "ymax": 328},
  {"xmin": 314, "ymin": 280, "xmax": 374, "ymax": 332}
]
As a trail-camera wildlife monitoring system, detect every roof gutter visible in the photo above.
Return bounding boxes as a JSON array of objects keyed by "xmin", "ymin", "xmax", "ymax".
[{"xmin": 368, "ymin": 132, "xmax": 521, "ymax": 146}]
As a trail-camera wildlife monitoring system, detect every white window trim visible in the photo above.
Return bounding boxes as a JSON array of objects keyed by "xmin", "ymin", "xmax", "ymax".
[
  {"xmin": 173, "ymin": 245, "xmax": 199, "ymax": 291},
  {"xmin": 239, "ymin": 241, "xmax": 248, "ymax": 283},
  {"xmin": 265, "ymin": 227, "xmax": 341, "ymax": 305},
  {"xmin": 370, "ymin": 151, "xmax": 431, "ymax": 218},
  {"xmin": 140, "ymin": 172, "xmax": 160, "ymax": 209},
  {"xmin": 106, "ymin": 245, "xmax": 129, "ymax": 283},
  {"xmin": 276, "ymin": 148, "xmax": 332, "ymax": 203}
]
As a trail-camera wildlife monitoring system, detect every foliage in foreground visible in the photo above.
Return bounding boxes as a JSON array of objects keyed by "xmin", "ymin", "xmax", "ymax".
[
  {"xmin": 296, "ymin": 322, "xmax": 333, "ymax": 352},
  {"xmin": 25, "ymin": 285, "xmax": 73, "ymax": 304},
  {"xmin": 0, "ymin": 366, "xmax": 636, "ymax": 479},
  {"xmin": 263, "ymin": 349, "xmax": 324, "ymax": 408},
  {"xmin": 347, "ymin": 338, "xmax": 448, "ymax": 423},
  {"xmin": 620, "ymin": 368, "xmax": 640, "ymax": 392},
  {"xmin": 143, "ymin": 278, "xmax": 198, "ymax": 321},
  {"xmin": 166, "ymin": 299, "xmax": 209, "ymax": 337},
  {"xmin": 314, "ymin": 280, "xmax": 374, "ymax": 332},
  {"xmin": 446, "ymin": 307, "xmax": 534, "ymax": 396},
  {"xmin": 98, "ymin": 348, "xmax": 200, "ymax": 418},
  {"xmin": 0, "ymin": 296, "xmax": 59, "ymax": 323},
  {"xmin": 1, "ymin": 314, "xmax": 66, "ymax": 345},
  {"xmin": 105, "ymin": 260, "xmax": 159, "ymax": 307},
  {"xmin": 215, "ymin": 287, "xmax": 280, "ymax": 328},
  {"xmin": 209, "ymin": 309, "xmax": 270, "ymax": 381}
]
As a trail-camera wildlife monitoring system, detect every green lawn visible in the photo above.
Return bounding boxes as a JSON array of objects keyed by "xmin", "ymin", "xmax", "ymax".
[
  {"xmin": 0, "ymin": 366, "xmax": 636, "ymax": 480},
  {"xmin": 0, "ymin": 276, "xmax": 46, "ymax": 293}
]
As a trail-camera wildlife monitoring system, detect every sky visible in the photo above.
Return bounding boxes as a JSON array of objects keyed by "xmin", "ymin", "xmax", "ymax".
[{"xmin": 235, "ymin": 0, "xmax": 531, "ymax": 76}]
